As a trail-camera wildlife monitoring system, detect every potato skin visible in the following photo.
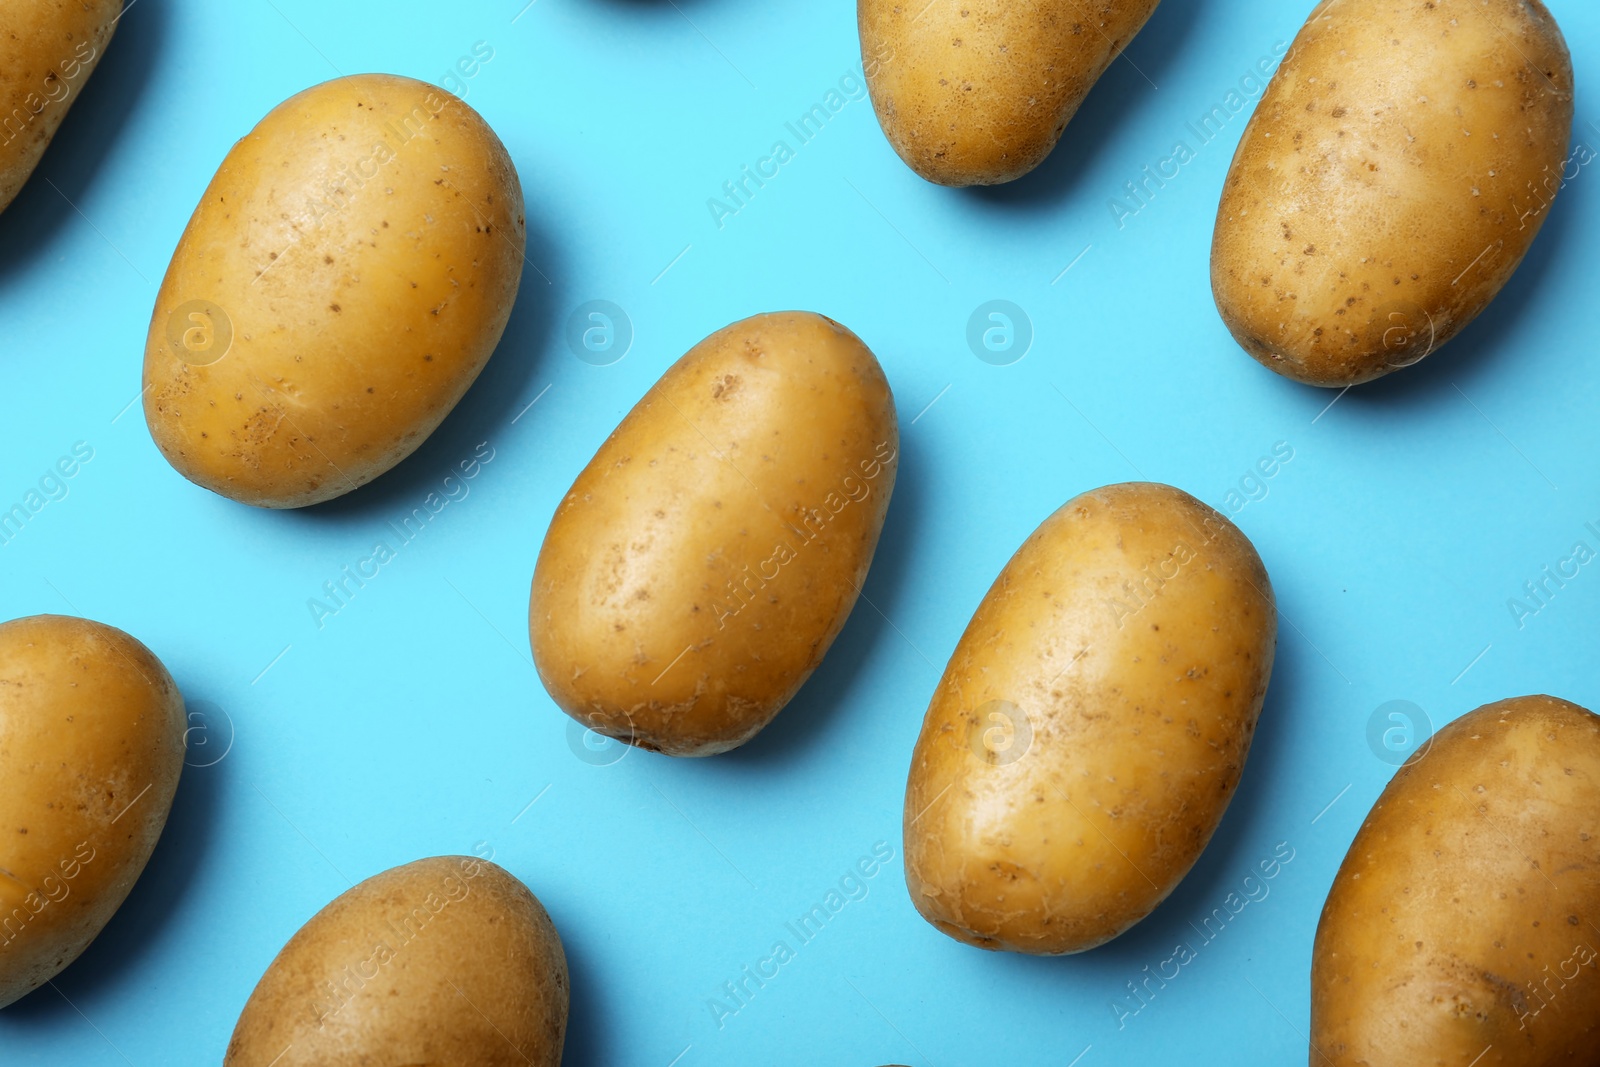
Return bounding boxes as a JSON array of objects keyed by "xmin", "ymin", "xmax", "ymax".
[
  {"xmin": 903, "ymin": 482, "xmax": 1275, "ymax": 954},
  {"xmin": 143, "ymin": 74, "xmax": 525, "ymax": 508},
  {"xmin": 530, "ymin": 312, "xmax": 898, "ymax": 757},
  {"xmin": 0, "ymin": 614, "xmax": 184, "ymax": 1009},
  {"xmin": 1211, "ymin": 0, "xmax": 1574, "ymax": 387},
  {"xmin": 1311, "ymin": 696, "xmax": 1600, "ymax": 1066},
  {"xmin": 0, "ymin": 0, "xmax": 120, "ymax": 214},
  {"xmin": 225, "ymin": 857, "xmax": 567, "ymax": 1066},
  {"xmin": 859, "ymin": 0, "xmax": 1162, "ymax": 186}
]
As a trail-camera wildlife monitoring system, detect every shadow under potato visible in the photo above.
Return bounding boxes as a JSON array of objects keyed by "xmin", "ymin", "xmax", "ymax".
[
  {"xmin": 0, "ymin": 728, "xmax": 225, "ymax": 1024},
  {"xmin": 0, "ymin": 0, "xmax": 168, "ymax": 283}
]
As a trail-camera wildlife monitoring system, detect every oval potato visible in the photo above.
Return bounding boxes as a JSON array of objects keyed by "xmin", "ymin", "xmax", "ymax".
[
  {"xmin": 858, "ymin": 0, "xmax": 1163, "ymax": 186},
  {"xmin": 225, "ymin": 856, "xmax": 567, "ymax": 1066},
  {"xmin": 1312, "ymin": 695, "xmax": 1600, "ymax": 1065},
  {"xmin": 530, "ymin": 311, "xmax": 899, "ymax": 757},
  {"xmin": 1211, "ymin": 0, "xmax": 1574, "ymax": 386},
  {"xmin": 0, "ymin": 614, "xmax": 184, "ymax": 1008},
  {"xmin": 0, "ymin": 0, "xmax": 120, "ymax": 215},
  {"xmin": 143, "ymin": 74, "xmax": 525, "ymax": 508},
  {"xmin": 903, "ymin": 482, "xmax": 1275, "ymax": 953}
]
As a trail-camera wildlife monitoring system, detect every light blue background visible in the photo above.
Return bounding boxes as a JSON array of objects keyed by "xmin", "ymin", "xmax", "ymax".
[{"xmin": 2, "ymin": 0, "xmax": 1597, "ymax": 1063}]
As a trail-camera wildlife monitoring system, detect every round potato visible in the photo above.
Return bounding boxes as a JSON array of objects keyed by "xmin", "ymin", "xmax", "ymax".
[
  {"xmin": 1312, "ymin": 695, "xmax": 1600, "ymax": 1065},
  {"xmin": 1211, "ymin": 0, "xmax": 1574, "ymax": 387},
  {"xmin": 0, "ymin": 0, "xmax": 120, "ymax": 215},
  {"xmin": 903, "ymin": 482, "xmax": 1275, "ymax": 954},
  {"xmin": 858, "ymin": 0, "xmax": 1163, "ymax": 186},
  {"xmin": 143, "ymin": 74, "xmax": 525, "ymax": 508},
  {"xmin": 530, "ymin": 311, "xmax": 899, "ymax": 757},
  {"xmin": 225, "ymin": 856, "xmax": 567, "ymax": 1066},
  {"xmin": 0, "ymin": 614, "xmax": 185, "ymax": 1008}
]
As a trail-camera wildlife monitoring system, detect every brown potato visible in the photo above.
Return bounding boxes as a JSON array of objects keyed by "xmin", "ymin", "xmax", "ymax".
[
  {"xmin": 1312, "ymin": 695, "xmax": 1600, "ymax": 1065},
  {"xmin": 143, "ymin": 74, "xmax": 525, "ymax": 508},
  {"xmin": 0, "ymin": 0, "xmax": 120, "ymax": 215},
  {"xmin": 530, "ymin": 311, "xmax": 898, "ymax": 757},
  {"xmin": 0, "ymin": 614, "xmax": 185, "ymax": 1008},
  {"xmin": 1211, "ymin": 0, "xmax": 1574, "ymax": 387},
  {"xmin": 858, "ymin": 0, "xmax": 1163, "ymax": 186},
  {"xmin": 225, "ymin": 856, "xmax": 567, "ymax": 1066},
  {"xmin": 904, "ymin": 482, "xmax": 1275, "ymax": 954}
]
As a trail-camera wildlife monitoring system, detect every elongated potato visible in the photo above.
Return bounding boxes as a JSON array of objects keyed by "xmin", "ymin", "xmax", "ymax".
[
  {"xmin": 225, "ymin": 857, "xmax": 567, "ymax": 1066},
  {"xmin": 859, "ymin": 0, "xmax": 1163, "ymax": 185},
  {"xmin": 1312, "ymin": 696, "xmax": 1600, "ymax": 1066},
  {"xmin": 1212, "ymin": 0, "xmax": 1574, "ymax": 387},
  {"xmin": 0, "ymin": 614, "xmax": 185, "ymax": 1008},
  {"xmin": 530, "ymin": 312, "xmax": 898, "ymax": 757},
  {"xmin": 143, "ymin": 74, "xmax": 525, "ymax": 508},
  {"xmin": 0, "ymin": 0, "xmax": 120, "ymax": 215},
  {"xmin": 903, "ymin": 482, "xmax": 1275, "ymax": 954}
]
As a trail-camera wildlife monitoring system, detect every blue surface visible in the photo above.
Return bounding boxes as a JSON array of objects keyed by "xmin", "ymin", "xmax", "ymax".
[{"xmin": 1, "ymin": 0, "xmax": 1597, "ymax": 1063}]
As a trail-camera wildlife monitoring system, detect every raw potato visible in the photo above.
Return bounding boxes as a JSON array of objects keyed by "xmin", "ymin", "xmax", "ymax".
[
  {"xmin": 903, "ymin": 482, "xmax": 1275, "ymax": 954},
  {"xmin": 0, "ymin": 0, "xmax": 120, "ymax": 215},
  {"xmin": 1312, "ymin": 695, "xmax": 1600, "ymax": 1066},
  {"xmin": 143, "ymin": 74, "xmax": 525, "ymax": 508},
  {"xmin": 225, "ymin": 856, "xmax": 567, "ymax": 1066},
  {"xmin": 530, "ymin": 311, "xmax": 899, "ymax": 757},
  {"xmin": 0, "ymin": 614, "xmax": 184, "ymax": 1008},
  {"xmin": 858, "ymin": 0, "xmax": 1163, "ymax": 186},
  {"xmin": 1211, "ymin": 0, "xmax": 1574, "ymax": 387}
]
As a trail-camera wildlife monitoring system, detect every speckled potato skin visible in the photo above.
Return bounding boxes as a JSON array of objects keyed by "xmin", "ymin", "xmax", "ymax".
[
  {"xmin": 0, "ymin": 615, "xmax": 184, "ymax": 1009},
  {"xmin": 903, "ymin": 482, "xmax": 1276, "ymax": 954},
  {"xmin": 143, "ymin": 74, "xmax": 525, "ymax": 508},
  {"xmin": 858, "ymin": 0, "xmax": 1162, "ymax": 186},
  {"xmin": 225, "ymin": 857, "xmax": 567, "ymax": 1066},
  {"xmin": 1211, "ymin": 0, "xmax": 1573, "ymax": 387},
  {"xmin": 0, "ymin": 0, "xmax": 120, "ymax": 214},
  {"xmin": 530, "ymin": 312, "xmax": 899, "ymax": 757},
  {"xmin": 1311, "ymin": 696, "xmax": 1600, "ymax": 1066}
]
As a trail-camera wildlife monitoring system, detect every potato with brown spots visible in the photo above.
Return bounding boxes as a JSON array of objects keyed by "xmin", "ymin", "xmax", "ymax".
[
  {"xmin": 903, "ymin": 482, "xmax": 1275, "ymax": 954},
  {"xmin": 530, "ymin": 311, "xmax": 899, "ymax": 757},
  {"xmin": 143, "ymin": 74, "xmax": 525, "ymax": 508},
  {"xmin": 224, "ymin": 856, "xmax": 567, "ymax": 1066},
  {"xmin": 0, "ymin": 614, "xmax": 185, "ymax": 1008},
  {"xmin": 0, "ymin": 0, "xmax": 121, "ymax": 215},
  {"xmin": 858, "ymin": 0, "xmax": 1163, "ymax": 186},
  {"xmin": 1211, "ymin": 0, "xmax": 1574, "ymax": 387},
  {"xmin": 1311, "ymin": 695, "xmax": 1600, "ymax": 1066}
]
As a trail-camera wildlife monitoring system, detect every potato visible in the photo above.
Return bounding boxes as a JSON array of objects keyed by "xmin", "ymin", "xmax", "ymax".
[
  {"xmin": 143, "ymin": 74, "xmax": 525, "ymax": 508},
  {"xmin": 0, "ymin": 614, "xmax": 184, "ymax": 1008},
  {"xmin": 530, "ymin": 311, "xmax": 898, "ymax": 757},
  {"xmin": 0, "ymin": 0, "xmax": 120, "ymax": 215},
  {"xmin": 903, "ymin": 482, "xmax": 1275, "ymax": 954},
  {"xmin": 1312, "ymin": 695, "xmax": 1600, "ymax": 1065},
  {"xmin": 858, "ymin": 0, "xmax": 1163, "ymax": 186},
  {"xmin": 1211, "ymin": 0, "xmax": 1574, "ymax": 387},
  {"xmin": 225, "ymin": 856, "xmax": 566, "ymax": 1066}
]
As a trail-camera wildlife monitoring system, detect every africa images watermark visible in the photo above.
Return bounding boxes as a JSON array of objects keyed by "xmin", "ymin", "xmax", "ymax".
[
  {"xmin": 1505, "ymin": 515, "xmax": 1600, "ymax": 631},
  {"xmin": 708, "ymin": 439, "xmax": 898, "ymax": 630},
  {"xmin": 305, "ymin": 441, "xmax": 497, "ymax": 629},
  {"xmin": 705, "ymin": 841, "xmax": 895, "ymax": 1031},
  {"xmin": 1107, "ymin": 41, "xmax": 1290, "ymax": 231},
  {"xmin": 0, "ymin": 441, "xmax": 95, "ymax": 549},
  {"xmin": 1, "ymin": 37, "xmax": 100, "ymax": 148},
  {"xmin": 1110, "ymin": 841, "xmax": 1297, "ymax": 1030},
  {"xmin": 308, "ymin": 857, "xmax": 489, "ymax": 1028},
  {"xmin": 705, "ymin": 41, "xmax": 892, "ymax": 232}
]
